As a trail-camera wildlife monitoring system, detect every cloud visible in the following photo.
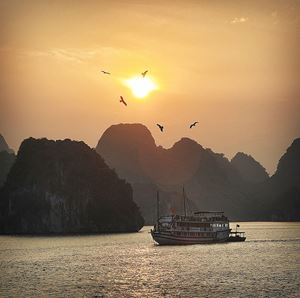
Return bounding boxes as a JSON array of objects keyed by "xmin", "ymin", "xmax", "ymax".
[
  {"xmin": 31, "ymin": 48, "xmax": 91, "ymax": 63},
  {"xmin": 21, "ymin": 46, "xmax": 123, "ymax": 64},
  {"xmin": 230, "ymin": 17, "xmax": 248, "ymax": 24}
]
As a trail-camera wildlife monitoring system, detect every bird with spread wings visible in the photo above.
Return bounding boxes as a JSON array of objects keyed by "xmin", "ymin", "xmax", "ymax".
[
  {"xmin": 120, "ymin": 96, "xmax": 127, "ymax": 106},
  {"xmin": 141, "ymin": 70, "xmax": 148, "ymax": 78},
  {"xmin": 189, "ymin": 121, "xmax": 198, "ymax": 128},
  {"xmin": 157, "ymin": 124, "xmax": 164, "ymax": 132}
]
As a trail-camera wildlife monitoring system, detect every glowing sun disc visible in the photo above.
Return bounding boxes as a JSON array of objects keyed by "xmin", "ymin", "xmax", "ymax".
[{"xmin": 124, "ymin": 76, "xmax": 157, "ymax": 98}]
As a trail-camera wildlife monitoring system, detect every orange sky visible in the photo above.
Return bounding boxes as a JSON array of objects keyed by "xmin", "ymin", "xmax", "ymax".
[{"xmin": 1, "ymin": 0, "xmax": 299, "ymax": 174}]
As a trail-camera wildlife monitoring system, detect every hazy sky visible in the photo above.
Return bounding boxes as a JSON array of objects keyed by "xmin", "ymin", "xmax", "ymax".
[{"xmin": 1, "ymin": 0, "xmax": 299, "ymax": 174}]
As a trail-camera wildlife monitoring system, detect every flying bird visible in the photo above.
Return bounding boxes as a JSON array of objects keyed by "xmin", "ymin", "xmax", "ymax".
[
  {"xmin": 120, "ymin": 96, "xmax": 127, "ymax": 106},
  {"xmin": 189, "ymin": 121, "xmax": 198, "ymax": 128},
  {"xmin": 156, "ymin": 124, "xmax": 164, "ymax": 132},
  {"xmin": 101, "ymin": 70, "xmax": 111, "ymax": 75},
  {"xmin": 141, "ymin": 70, "xmax": 148, "ymax": 78}
]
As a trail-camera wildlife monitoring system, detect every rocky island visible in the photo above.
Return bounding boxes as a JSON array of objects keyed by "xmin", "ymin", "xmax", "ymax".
[{"xmin": 0, "ymin": 138, "xmax": 144, "ymax": 234}]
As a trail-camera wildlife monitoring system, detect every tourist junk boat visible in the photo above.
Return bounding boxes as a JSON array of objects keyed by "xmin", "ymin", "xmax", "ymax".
[{"xmin": 150, "ymin": 189, "xmax": 246, "ymax": 245}]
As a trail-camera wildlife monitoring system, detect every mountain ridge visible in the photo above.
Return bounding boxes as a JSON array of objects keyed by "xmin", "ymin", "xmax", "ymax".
[
  {"xmin": 0, "ymin": 134, "xmax": 14, "ymax": 154},
  {"xmin": 96, "ymin": 123, "xmax": 270, "ymax": 222},
  {"xmin": 0, "ymin": 137, "xmax": 144, "ymax": 234}
]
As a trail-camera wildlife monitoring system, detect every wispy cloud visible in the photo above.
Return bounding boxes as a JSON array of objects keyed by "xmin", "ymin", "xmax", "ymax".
[
  {"xmin": 21, "ymin": 46, "xmax": 122, "ymax": 64},
  {"xmin": 230, "ymin": 17, "xmax": 248, "ymax": 24},
  {"xmin": 26, "ymin": 48, "xmax": 95, "ymax": 63}
]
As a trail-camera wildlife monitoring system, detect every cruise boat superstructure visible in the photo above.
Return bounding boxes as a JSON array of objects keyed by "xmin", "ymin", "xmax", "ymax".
[
  {"xmin": 151, "ymin": 211, "xmax": 230, "ymax": 245},
  {"xmin": 150, "ymin": 189, "xmax": 231, "ymax": 245}
]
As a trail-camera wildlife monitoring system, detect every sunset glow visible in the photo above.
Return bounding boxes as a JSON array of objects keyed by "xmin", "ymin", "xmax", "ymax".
[
  {"xmin": 1, "ymin": 0, "xmax": 299, "ymax": 174},
  {"xmin": 124, "ymin": 76, "xmax": 157, "ymax": 98}
]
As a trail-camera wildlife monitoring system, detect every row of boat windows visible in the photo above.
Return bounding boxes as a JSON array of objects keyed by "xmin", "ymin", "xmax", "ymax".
[
  {"xmin": 175, "ymin": 222, "xmax": 229, "ymax": 228},
  {"xmin": 211, "ymin": 223, "xmax": 229, "ymax": 228},
  {"xmin": 173, "ymin": 231, "xmax": 213, "ymax": 237},
  {"xmin": 175, "ymin": 216, "xmax": 228, "ymax": 222}
]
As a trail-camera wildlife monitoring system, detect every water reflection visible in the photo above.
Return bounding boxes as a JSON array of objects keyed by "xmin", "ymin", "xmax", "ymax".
[{"xmin": 0, "ymin": 222, "xmax": 299, "ymax": 297}]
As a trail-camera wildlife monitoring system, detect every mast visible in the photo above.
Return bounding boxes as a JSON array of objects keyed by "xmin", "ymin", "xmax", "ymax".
[
  {"xmin": 183, "ymin": 186, "xmax": 187, "ymax": 217},
  {"xmin": 157, "ymin": 190, "xmax": 160, "ymax": 222}
]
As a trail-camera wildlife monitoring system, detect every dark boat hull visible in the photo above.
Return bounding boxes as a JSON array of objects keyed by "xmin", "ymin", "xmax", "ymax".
[
  {"xmin": 151, "ymin": 231, "xmax": 228, "ymax": 245},
  {"xmin": 227, "ymin": 236, "xmax": 246, "ymax": 242}
]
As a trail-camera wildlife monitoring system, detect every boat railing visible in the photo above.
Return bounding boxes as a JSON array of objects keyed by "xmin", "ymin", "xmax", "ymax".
[
  {"xmin": 229, "ymin": 231, "xmax": 245, "ymax": 237},
  {"xmin": 173, "ymin": 215, "xmax": 228, "ymax": 223}
]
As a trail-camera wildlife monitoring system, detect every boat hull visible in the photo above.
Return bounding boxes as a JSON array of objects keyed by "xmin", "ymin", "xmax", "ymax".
[
  {"xmin": 228, "ymin": 236, "xmax": 246, "ymax": 242},
  {"xmin": 151, "ymin": 231, "xmax": 228, "ymax": 245}
]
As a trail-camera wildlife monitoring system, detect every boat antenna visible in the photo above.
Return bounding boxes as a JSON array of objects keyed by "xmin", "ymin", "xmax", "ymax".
[
  {"xmin": 157, "ymin": 190, "xmax": 160, "ymax": 222},
  {"xmin": 183, "ymin": 186, "xmax": 187, "ymax": 217}
]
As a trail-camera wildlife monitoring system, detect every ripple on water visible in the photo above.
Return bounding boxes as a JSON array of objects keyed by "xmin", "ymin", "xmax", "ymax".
[{"xmin": 0, "ymin": 222, "xmax": 299, "ymax": 297}]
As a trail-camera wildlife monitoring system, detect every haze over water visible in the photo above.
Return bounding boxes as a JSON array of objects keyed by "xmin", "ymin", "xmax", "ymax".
[{"xmin": 0, "ymin": 222, "xmax": 299, "ymax": 297}]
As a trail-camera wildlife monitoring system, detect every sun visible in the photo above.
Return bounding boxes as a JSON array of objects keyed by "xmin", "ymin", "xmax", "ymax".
[{"xmin": 124, "ymin": 76, "xmax": 157, "ymax": 98}]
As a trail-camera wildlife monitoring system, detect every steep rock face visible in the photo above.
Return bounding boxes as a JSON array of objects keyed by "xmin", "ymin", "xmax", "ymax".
[
  {"xmin": 272, "ymin": 138, "xmax": 300, "ymax": 189},
  {"xmin": 259, "ymin": 138, "xmax": 300, "ymax": 220},
  {"xmin": 153, "ymin": 138, "xmax": 204, "ymax": 185},
  {"xmin": 96, "ymin": 125, "xmax": 209, "ymax": 223},
  {"xmin": 0, "ymin": 135, "xmax": 15, "ymax": 188},
  {"xmin": 0, "ymin": 138, "xmax": 144, "ymax": 234},
  {"xmin": 0, "ymin": 134, "xmax": 14, "ymax": 154},
  {"xmin": 96, "ymin": 123, "xmax": 299, "ymax": 222},
  {"xmin": 97, "ymin": 128, "xmax": 205, "ymax": 186},
  {"xmin": 231, "ymin": 152, "xmax": 269, "ymax": 184},
  {"xmin": 247, "ymin": 138, "xmax": 300, "ymax": 221},
  {"xmin": 0, "ymin": 151, "xmax": 16, "ymax": 188},
  {"xmin": 96, "ymin": 124, "xmax": 159, "ymax": 224},
  {"xmin": 185, "ymin": 149, "xmax": 251, "ymax": 219},
  {"xmin": 96, "ymin": 124, "xmax": 253, "ymax": 222},
  {"xmin": 96, "ymin": 123, "xmax": 156, "ymax": 183}
]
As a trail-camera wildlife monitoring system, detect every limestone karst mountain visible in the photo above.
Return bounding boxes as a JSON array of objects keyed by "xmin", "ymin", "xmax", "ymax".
[
  {"xmin": 96, "ymin": 124, "xmax": 254, "ymax": 222},
  {"xmin": 0, "ymin": 138, "xmax": 144, "ymax": 233},
  {"xmin": 0, "ymin": 134, "xmax": 15, "ymax": 188},
  {"xmin": 96, "ymin": 123, "xmax": 299, "ymax": 222},
  {"xmin": 271, "ymin": 138, "xmax": 300, "ymax": 189},
  {"xmin": 0, "ymin": 134, "xmax": 14, "ymax": 154},
  {"xmin": 0, "ymin": 151, "xmax": 15, "ymax": 188},
  {"xmin": 257, "ymin": 138, "xmax": 300, "ymax": 220},
  {"xmin": 231, "ymin": 152, "xmax": 269, "ymax": 184}
]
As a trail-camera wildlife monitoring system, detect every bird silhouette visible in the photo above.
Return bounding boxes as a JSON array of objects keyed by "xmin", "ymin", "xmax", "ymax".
[
  {"xmin": 157, "ymin": 124, "xmax": 164, "ymax": 132},
  {"xmin": 101, "ymin": 70, "xmax": 111, "ymax": 75},
  {"xmin": 189, "ymin": 121, "xmax": 198, "ymax": 128},
  {"xmin": 141, "ymin": 70, "xmax": 148, "ymax": 78},
  {"xmin": 120, "ymin": 96, "xmax": 127, "ymax": 106}
]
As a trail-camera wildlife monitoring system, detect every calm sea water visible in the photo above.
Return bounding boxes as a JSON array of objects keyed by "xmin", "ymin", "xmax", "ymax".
[{"xmin": 0, "ymin": 222, "xmax": 299, "ymax": 297}]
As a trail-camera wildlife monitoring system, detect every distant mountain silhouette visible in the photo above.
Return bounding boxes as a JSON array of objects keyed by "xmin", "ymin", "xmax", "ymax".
[
  {"xmin": 272, "ymin": 138, "xmax": 300, "ymax": 189},
  {"xmin": 0, "ymin": 138, "xmax": 144, "ymax": 234},
  {"xmin": 0, "ymin": 134, "xmax": 15, "ymax": 188},
  {"xmin": 0, "ymin": 134, "xmax": 14, "ymax": 154},
  {"xmin": 96, "ymin": 124, "xmax": 161, "ymax": 223},
  {"xmin": 255, "ymin": 138, "xmax": 300, "ymax": 220},
  {"xmin": 96, "ymin": 124, "xmax": 263, "ymax": 222},
  {"xmin": 0, "ymin": 151, "xmax": 15, "ymax": 188},
  {"xmin": 97, "ymin": 124, "xmax": 206, "ymax": 186},
  {"xmin": 231, "ymin": 152, "xmax": 269, "ymax": 184},
  {"xmin": 96, "ymin": 124, "xmax": 156, "ymax": 184}
]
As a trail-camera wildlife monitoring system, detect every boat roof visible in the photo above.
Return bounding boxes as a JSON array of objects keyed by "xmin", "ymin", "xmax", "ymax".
[{"xmin": 194, "ymin": 211, "xmax": 224, "ymax": 214}]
